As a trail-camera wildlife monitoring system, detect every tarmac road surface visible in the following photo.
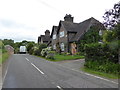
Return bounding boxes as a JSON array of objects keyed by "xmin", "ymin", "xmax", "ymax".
[{"xmin": 2, "ymin": 54, "xmax": 119, "ymax": 89}]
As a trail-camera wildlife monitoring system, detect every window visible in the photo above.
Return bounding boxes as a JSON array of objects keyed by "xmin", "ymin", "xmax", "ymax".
[
  {"xmin": 53, "ymin": 44, "xmax": 56, "ymax": 49},
  {"xmin": 53, "ymin": 34, "xmax": 56, "ymax": 39},
  {"xmin": 60, "ymin": 43, "xmax": 64, "ymax": 51},
  {"xmin": 99, "ymin": 30, "xmax": 102, "ymax": 36},
  {"xmin": 60, "ymin": 31, "xmax": 64, "ymax": 37}
]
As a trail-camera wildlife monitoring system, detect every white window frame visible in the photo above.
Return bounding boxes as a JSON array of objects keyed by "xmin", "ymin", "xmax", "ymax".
[
  {"xmin": 60, "ymin": 31, "xmax": 64, "ymax": 38},
  {"xmin": 53, "ymin": 44, "xmax": 56, "ymax": 49},
  {"xmin": 60, "ymin": 43, "xmax": 64, "ymax": 51},
  {"xmin": 53, "ymin": 34, "xmax": 56, "ymax": 39}
]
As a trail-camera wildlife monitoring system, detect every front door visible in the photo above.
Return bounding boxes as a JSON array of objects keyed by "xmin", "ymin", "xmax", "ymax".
[{"xmin": 71, "ymin": 43, "xmax": 77, "ymax": 55}]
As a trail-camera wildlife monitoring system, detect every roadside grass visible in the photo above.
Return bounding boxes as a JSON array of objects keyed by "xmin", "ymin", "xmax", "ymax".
[
  {"xmin": 81, "ymin": 67, "xmax": 119, "ymax": 79},
  {"xmin": 35, "ymin": 54, "xmax": 84, "ymax": 62},
  {"xmin": 53, "ymin": 54, "xmax": 84, "ymax": 61},
  {"xmin": 0, "ymin": 52, "xmax": 9, "ymax": 64}
]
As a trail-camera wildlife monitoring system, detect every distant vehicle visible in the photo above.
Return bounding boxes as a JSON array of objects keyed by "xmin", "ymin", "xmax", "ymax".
[{"xmin": 19, "ymin": 46, "xmax": 27, "ymax": 54}]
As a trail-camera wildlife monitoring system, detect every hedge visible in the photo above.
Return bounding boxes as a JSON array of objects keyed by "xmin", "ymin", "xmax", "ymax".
[{"xmin": 85, "ymin": 42, "xmax": 119, "ymax": 63}]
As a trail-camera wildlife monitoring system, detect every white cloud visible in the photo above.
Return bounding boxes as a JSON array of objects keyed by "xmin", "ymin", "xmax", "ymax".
[{"xmin": 0, "ymin": 0, "xmax": 119, "ymax": 42}]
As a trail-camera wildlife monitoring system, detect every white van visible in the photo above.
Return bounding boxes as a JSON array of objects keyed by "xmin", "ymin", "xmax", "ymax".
[{"xmin": 19, "ymin": 46, "xmax": 27, "ymax": 54}]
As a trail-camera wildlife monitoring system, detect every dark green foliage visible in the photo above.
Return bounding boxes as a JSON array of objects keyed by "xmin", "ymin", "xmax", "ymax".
[
  {"xmin": 85, "ymin": 43, "xmax": 118, "ymax": 63},
  {"xmin": 84, "ymin": 60, "xmax": 120, "ymax": 75},
  {"xmin": 26, "ymin": 42, "xmax": 34, "ymax": 53},
  {"xmin": 2, "ymin": 39, "xmax": 14, "ymax": 47},
  {"xmin": 33, "ymin": 44, "xmax": 47, "ymax": 56},
  {"xmin": 78, "ymin": 26, "xmax": 101, "ymax": 52},
  {"xmin": 39, "ymin": 44, "xmax": 47, "ymax": 53}
]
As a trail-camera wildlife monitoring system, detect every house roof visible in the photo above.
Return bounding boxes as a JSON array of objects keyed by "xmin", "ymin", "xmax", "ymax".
[
  {"xmin": 39, "ymin": 35, "xmax": 51, "ymax": 42},
  {"xmin": 58, "ymin": 17, "xmax": 104, "ymax": 42}
]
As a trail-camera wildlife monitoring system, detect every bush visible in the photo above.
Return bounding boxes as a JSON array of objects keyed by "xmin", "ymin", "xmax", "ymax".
[
  {"xmin": 41, "ymin": 47, "xmax": 51, "ymax": 57},
  {"xmin": 84, "ymin": 60, "xmax": 120, "ymax": 75},
  {"xmin": 41, "ymin": 47, "xmax": 55, "ymax": 60},
  {"xmin": 85, "ymin": 42, "xmax": 118, "ymax": 63},
  {"xmin": 33, "ymin": 44, "xmax": 47, "ymax": 56}
]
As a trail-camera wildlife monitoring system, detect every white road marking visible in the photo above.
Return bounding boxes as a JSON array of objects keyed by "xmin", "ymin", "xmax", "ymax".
[
  {"xmin": 57, "ymin": 86, "xmax": 63, "ymax": 90},
  {"xmin": 2, "ymin": 59, "xmax": 10, "ymax": 85},
  {"xmin": 3, "ymin": 68, "xmax": 8, "ymax": 84},
  {"xmin": 25, "ymin": 58, "xmax": 29, "ymax": 62},
  {"xmin": 71, "ymin": 68, "xmax": 118, "ymax": 84},
  {"xmin": 31, "ymin": 63, "xmax": 44, "ymax": 74},
  {"xmin": 53, "ymin": 63, "xmax": 118, "ymax": 85}
]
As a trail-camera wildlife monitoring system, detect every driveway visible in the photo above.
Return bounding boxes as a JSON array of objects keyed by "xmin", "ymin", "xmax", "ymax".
[{"xmin": 55, "ymin": 59, "xmax": 85, "ymax": 71}]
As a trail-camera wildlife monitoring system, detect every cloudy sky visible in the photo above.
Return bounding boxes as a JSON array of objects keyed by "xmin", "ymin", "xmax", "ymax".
[{"xmin": 0, "ymin": 0, "xmax": 119, "ymax": 42}]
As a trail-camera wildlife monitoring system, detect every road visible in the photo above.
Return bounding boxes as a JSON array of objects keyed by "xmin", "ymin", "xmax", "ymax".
[{"xmin": 2, "ymin": 54, "xmax": 119, "ymax": 89}]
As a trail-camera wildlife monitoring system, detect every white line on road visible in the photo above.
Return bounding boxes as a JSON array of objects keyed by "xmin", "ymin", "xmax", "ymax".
[
  {"xmin": 25, "ymin": 58, "xmax": 29, "ymax": 62},
  {"xmin": 54, "ymin": 64, "xmax": 118, "ymax": 85},
  {"xmin": 57, "ymin": 86, "xmax": 63, "ymax": 90},
  {"xmin": 31, "ymin": 63, "xmax": 44, "ymax": 74},
  {"xmin": 71, "ymin": 68, "xmax": 118, "ymax": 84}
]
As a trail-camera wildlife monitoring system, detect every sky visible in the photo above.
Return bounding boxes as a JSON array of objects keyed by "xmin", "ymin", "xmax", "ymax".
[{"xmin": 0, "ymin": 0, "xmax": 119, "ymax": 42}]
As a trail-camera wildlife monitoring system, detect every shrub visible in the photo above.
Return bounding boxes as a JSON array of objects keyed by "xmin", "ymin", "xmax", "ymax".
[
  {"xmin": 41, "ymin": 47, "xmax": 51, "ymax": 57},
  {"xmin": 41, "ymin": 47, "xmax": 55, "ymax": 60},
  {"xmin": 85, "ymin": 42, "xmax": 118, "ymax": 63},
  {"xmin": 84, "ymin": 60, "xmax": 120, "ymax": 75},
  {"xmin": 33, "ymin": 44, "xmax": 47, "ymax": 56}
]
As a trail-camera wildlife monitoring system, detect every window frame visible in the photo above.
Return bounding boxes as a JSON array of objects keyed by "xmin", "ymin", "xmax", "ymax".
[
  {"xmin": 53, "ymin": 34, "xmax": 56, "ymax": 39},
  {"xmin": 60, "ymin": 43, "xmax": 64, "ymax": 51},
  {"xmin": 60, "ymin": 31, "xmax": 64, "ymax": 38}
]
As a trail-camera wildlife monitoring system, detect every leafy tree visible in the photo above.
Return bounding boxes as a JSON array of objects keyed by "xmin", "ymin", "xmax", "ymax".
[
  {"xmin": 2, "ymin": 39, "xmax": 14, "ymax": 47},
  {"xmin": 103, "ymin": 30, "xmax": 117, "ymax": 43},
  {"xmin": 78, "ymin": 26, "xmax": 101, "ymax": 52},
  {"xmin": 26, "ymin": 42, "xmax": 35, "ymax": 53},
  {"xmin": 103, "ymin": 1, "xmax": 120, "ymax": 29}
]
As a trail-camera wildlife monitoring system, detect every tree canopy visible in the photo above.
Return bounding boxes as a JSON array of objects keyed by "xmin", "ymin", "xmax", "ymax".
[{"xmin": 103, "ymin": 1, "xmax": 120, "ymax": 29}]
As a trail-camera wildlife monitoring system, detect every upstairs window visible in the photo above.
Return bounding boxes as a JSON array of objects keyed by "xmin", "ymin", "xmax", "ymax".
[
  {"xmin": 53, "ymin": 34, "xmax": 56, "ymax": 39},
  {"xmin": 60, "ymin": 31, "xmax": 64, "ymax": 38},
  {"xmin": 60, "ymin": 43, "xmax": 64, "ymax": 51}
]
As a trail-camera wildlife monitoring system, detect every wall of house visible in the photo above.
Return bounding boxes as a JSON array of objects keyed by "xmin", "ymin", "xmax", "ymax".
[
  {"xmin": 58, "ymin": 24, "xmax": 68, "ymax": 52},
  {"xmin": 51, "ymin": 29, "xmax": 57, "ymax": 51}
]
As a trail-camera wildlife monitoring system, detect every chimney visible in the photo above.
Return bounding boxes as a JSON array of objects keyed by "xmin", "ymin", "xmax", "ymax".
[
  {"xmin": 64, "ymin": 14, "xmax": 74, "ymax": 22},
  {"xmin": 45, "ymin": 30, "xmax": 50, "ymax": 36}
]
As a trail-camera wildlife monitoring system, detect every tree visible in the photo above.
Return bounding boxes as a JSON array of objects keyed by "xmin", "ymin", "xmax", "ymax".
[
  {"xmin": 2, "ymin": 39, "xmax": 14, "ymax": 47},
  {"xmin": 78, "ymin": 26, "xmax": 101, "ymax": 52},
  {"xmin": 103, "ymin": 1, "xmax": 120, "ymax": 29},
  {"xmin": 26, "ymin": 42, "xmax": 35, "ymax": 53}
]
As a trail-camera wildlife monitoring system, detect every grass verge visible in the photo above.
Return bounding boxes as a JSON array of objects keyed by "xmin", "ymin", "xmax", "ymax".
[
  {"xmin": 0, "ymin": 52, "xmax": 9, "ymax": 64},
  {"xmin": 34, "ymin": 54, "xmax": 84, "ymax": 62},
  {"xmin": 53, "ymin": 54, "xmax": 84, "ymax": 61},
  {"xmin": 81, "ymin": 67, "xmax": 119, "ymax": 79}
]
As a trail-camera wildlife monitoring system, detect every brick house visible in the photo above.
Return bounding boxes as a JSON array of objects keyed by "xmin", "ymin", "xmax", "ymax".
[
  {"xmin": 50, "ymin": 14, "xmax": 105, "ymax": 54},
  {"xmin": 38, "ymin": 30, "xmax": 51, "ymax": 45}
]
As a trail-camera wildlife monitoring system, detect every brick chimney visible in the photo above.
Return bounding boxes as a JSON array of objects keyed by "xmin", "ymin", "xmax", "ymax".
[
  {"xmin": 64, "ymin": 14, "xmax": 74, "ymax": 22},
  {"xmin": 45, "ymin": 30, "xmax": 50, "ymax": 36}
]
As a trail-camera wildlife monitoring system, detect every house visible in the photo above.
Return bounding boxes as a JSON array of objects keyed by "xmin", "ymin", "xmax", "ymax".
[
  {"xmin": 38, "ymin": 30, "xmax": 51, "ymax": 45},
  {"xmin": 50, "ymin": 26, "xmax": 58, "ymax": 50},
  {"xmin": 50, "ymin": 14, "xmax": 105, "ymax": 54}
]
